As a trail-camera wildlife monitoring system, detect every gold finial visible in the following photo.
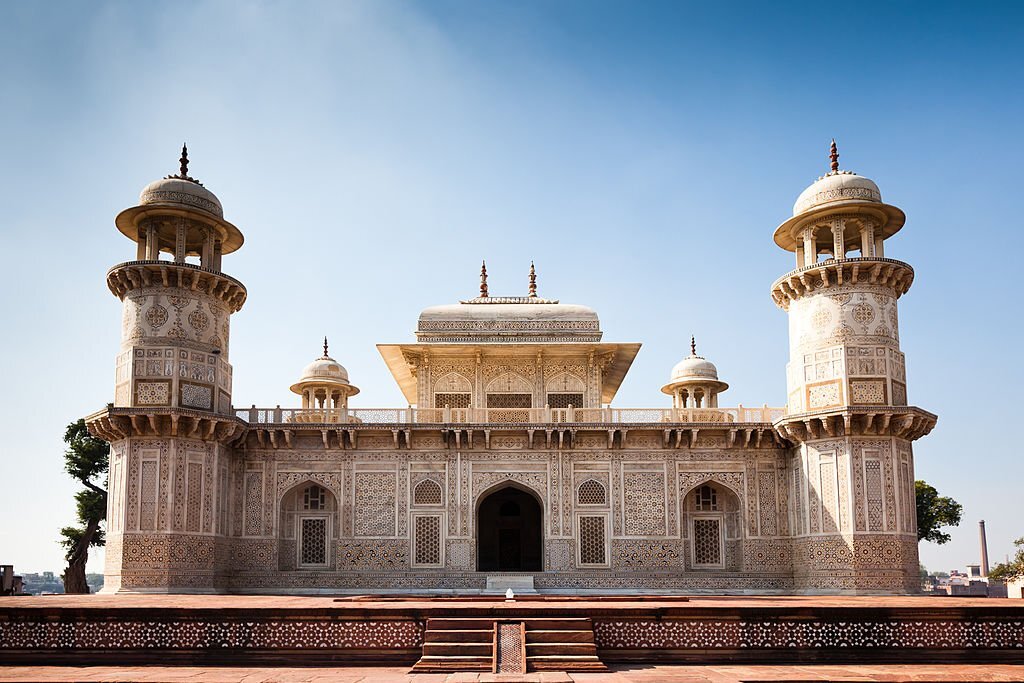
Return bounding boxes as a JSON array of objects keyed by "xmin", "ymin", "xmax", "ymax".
[
  {"xmin": 166, "ymin": 142, "xmax": 202, "ymax": 184},
  {"xmin": 690, "ymin": 335, "xmax": 697, "ymax": 356},
  {"xmin": 323, "ymin": 336, "xmax": 329, "ymax": 358},
  {"xmin": 480, "ymin": 260, "xmax": 489, "ymax": 298},
  {"xmin": 829, "ymin": 138, "xmax": 839, "ymax": 173},
  {"xmin": 528, "ymin": 261, "xmax": 537, "ymax": 297}
]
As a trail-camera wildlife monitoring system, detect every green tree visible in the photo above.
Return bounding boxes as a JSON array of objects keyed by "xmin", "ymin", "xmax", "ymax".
[
  {"xmin": 915, "ymin": 479, "xmax": 962, "ymax": 544},
  {"xmin": 59, "ymin": 419, "xmax": 108, "ymax": 593},
  {"xmin": 988, "ymin": 538, "xmax": 1024, "ymax": 582}
]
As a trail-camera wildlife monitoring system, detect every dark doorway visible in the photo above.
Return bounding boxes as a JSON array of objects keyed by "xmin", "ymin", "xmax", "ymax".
[{"xmin": 477, "ymin": 486, "xmax": 542, "ymax": 571}]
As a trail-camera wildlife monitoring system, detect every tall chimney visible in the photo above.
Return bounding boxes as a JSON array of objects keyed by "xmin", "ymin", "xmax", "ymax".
[{"xmin": 979, "ymin": 520, "xmax": 990, "ymax": 577}]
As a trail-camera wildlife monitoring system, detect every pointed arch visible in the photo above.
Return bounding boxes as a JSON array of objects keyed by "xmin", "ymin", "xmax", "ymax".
[
  {"xmin": 485, "ymin": 372, "xmax": 533, "ymax": 394},
  {"xmin": 545, "ymin": 372, "xmax": 586, "ymax": 393}
]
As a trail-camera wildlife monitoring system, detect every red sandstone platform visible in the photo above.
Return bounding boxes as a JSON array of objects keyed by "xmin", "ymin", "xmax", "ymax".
[
  {"xmin": 2, "ymin": 594, "xmax": 1023, "ymax": 672},
  {"xmin": 3, "ymin": 664, "xmax": 1024, "ymax": 682}
]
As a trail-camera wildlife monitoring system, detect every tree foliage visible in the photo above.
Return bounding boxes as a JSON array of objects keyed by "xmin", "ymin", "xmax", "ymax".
[
  {"xmin": 989, "ymin": 538, "xmax": 1024, "ymax": 582},
  {"xmin": 915, "ymin": 479, "xmax": 962, "ymax": 545},
  {"xmin": 60, "ymin": 419, "xmax": 108, "ymax": 593}
]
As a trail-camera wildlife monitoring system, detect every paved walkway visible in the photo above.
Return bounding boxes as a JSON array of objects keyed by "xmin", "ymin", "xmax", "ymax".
[
  {"xmin": 1, "ymin": 594, "xmax": 1014, "ymax": 610},
  {"xmin": 2, "ymin": 666, "xmax": 1024, "ymax": 682}
]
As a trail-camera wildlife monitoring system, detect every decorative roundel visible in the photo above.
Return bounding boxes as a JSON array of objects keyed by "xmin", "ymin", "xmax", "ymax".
[
  {"xmin": 188, "ymin": 308, "xmax": 210, "ymax": 332},
  {"xmin": 146, "ymin": 304, "xmax": 168, "ymax": 328}
]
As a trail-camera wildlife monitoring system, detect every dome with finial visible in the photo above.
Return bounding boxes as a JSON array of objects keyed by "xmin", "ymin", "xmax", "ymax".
[
  {"xmin": 289, "ymin": 338, "xmax": 359, "ymax": 396},
  {"xmin": 416, "ymin": 261, "xmax": 601, "ymax": 344},
  {"xmin": 661, "ymin": 337, "xmax": 729, "ymax": 396},
  {"xmin": 774, "ymin": 140, "xmax": 905, "ymax": 251},
  {"xmin": 115, "ymin": 144, "xmax": 244, "ymax": 254},
  {"xmin": 791, "ymin": 140, "xmax": 882, "ymax": 216},
  {"xmin": 138, "ymin": 143, "xmax": 224, "ymax": 217}
]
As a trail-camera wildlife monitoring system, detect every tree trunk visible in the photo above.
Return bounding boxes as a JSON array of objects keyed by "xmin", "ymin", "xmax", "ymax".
[
  {"xmin": 62, "ymin": 554, "xmax": 89, "ymax": 594},
  {"xmin": 63, "ymin": 517, "xmax": 99, "ymax": 594}
]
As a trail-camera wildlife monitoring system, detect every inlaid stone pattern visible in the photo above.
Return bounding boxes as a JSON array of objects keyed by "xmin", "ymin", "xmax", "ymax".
[
  {"xmin": 592, "ymin": 618, "xmax": 1024, "ymax": 649},
  {"xmin": 353, "ymin": 471, "xmax": 397, "ymax": 537},
  {"xmin": 0, "ymin": 618, "xmax": 424, "ymax": 650},
  {"xmin": 622, "ymin": 471, "xmax": 666, "ymax": 536}
]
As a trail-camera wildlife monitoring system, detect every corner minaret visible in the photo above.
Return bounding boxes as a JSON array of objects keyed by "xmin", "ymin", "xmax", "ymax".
[
  {"xmin": 88, "ymin": 146, "xmax": 247, "ymax": 593},
  {"xmin": 771, "ymin": 143, "xmax": 937, "ymax": 594},
  {"xmin": 109, "ymin": 144, "xmax": 246, "ymax": 414}
]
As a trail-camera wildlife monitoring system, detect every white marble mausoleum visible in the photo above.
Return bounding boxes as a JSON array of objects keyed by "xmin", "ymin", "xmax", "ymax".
[{"xmin": 87, "ymin": 142, "xmax": 936, "ymax": 594}]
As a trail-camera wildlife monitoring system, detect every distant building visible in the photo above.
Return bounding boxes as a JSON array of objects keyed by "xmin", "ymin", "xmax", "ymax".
[
  {"xmin": 1, "ymin": 565, "xmax": 24, "ymax": 596},
  {"xmin": 925, "ymin": 569, "xmax": 1006, "ymax": 598},
  {"xmin": 19, "ymin": 571, "xmax": 63, "ymax": 595},
  {"xmin": 1008, "ymin": 577, "xmax": 1023, "ymax": 599}
]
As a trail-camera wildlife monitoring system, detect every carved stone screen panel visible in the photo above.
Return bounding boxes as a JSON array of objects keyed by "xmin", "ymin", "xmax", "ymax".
[
  {"xmin": 299, "ymin": 517, "xmax": 328, "ymax": 567},
  {"xmin": 413, "ymin": 480, "xmax": 443, "ymax": 506},
  {"xmin": 547, "ymin": 393, "xmax": 584, "ymax": 409},
  {"xmin": 693, "ymin": 517, "xmax": 722, "ymax": 566},
  {"xmin": 579, "ymin": 515, "xmax": 607, "ymax": 566},
  {"xmin": 414, "ymin": 515, "xmax": 442, "ymax": 567},
  {"xmin": 577, "ymin": 479, "xmax": 607, "ymax": 506},
  {"xmin": 434, "ymin": 392, "xmax": 471, "ymax": 409},
  {"xmin": 486, "ymin": 393, "xmax": 532, "ymax": 408}
]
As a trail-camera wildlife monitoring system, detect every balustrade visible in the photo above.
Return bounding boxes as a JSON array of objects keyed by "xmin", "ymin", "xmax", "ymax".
[{"xmin": 236, "ymin": 404, "xmax": 784, "ymax": 425}]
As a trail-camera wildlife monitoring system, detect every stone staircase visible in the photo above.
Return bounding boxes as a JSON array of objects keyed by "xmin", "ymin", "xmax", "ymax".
[{"xmin": 412, "ymin": 616, "xmax": 606, "ymax": 673}]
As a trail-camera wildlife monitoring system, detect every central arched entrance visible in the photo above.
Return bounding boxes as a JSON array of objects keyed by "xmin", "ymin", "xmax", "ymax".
[{"xmin": 476, "ymin": 486, "xmax": 543, "ymax": 571}]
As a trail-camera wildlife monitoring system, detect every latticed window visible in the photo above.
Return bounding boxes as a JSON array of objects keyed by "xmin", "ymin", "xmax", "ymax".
[
  {"xmin": 413, "ymin": 479, "xmax": 443, "ymax": 506},
  {"xmin": 693, "ymin": 518, "xmax": 722, "ymax": 566},
  {"xmin": 303, "ymin": 485, "xmax": 326, "ymax": 510},
  {"xmin": 414, "ymin": 515, "xmax": 442, "ymax": 566},
  {"xmin": 486, "ymin": 393, "xmax": 532, "ymax": 408},
  {"xmin": 577, "ymin": 479, "xmax": 607, "ymax": 506},
  {"xmin": 579, "ymin": 515, "xmax": 606, "ymax": 565},
  {"xmin": 434, "ymin": 392, "xmax": 471, "ymax": 409},
  {"xmin": 695, "ymin": 485, "xmax": 718, "ymax": 511},
  {"xmin": 300, "ymin": 517, "xmax": 327, "ymax": 566},
  {"xmin": 547, "ymin": 393, "xmax": 584, "ymax": 409}
]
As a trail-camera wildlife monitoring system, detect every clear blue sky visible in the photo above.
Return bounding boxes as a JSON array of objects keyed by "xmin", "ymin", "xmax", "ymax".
[{"xmin": 1, "ymin": 1, "xmax": 1021, "ymax": 577}]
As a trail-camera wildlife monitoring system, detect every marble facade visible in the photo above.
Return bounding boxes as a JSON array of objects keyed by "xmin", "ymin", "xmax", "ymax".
[{"xmin": 87, "ymin": 144, "xmax": 936, "ymax": 594}]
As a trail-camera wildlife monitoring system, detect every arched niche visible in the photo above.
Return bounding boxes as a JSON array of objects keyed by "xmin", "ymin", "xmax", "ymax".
[{"xmin": 475, "ymin": 482, "xmax": 544, "ymax": 572}]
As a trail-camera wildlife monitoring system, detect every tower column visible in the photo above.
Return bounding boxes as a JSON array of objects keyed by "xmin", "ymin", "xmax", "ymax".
[
  {"xmin": 145, "ymin": 223, "xmax": 159, "ymax": 260},
  {"xmin": 802, "ymin": 226, "xmax": 817, "ymax": 267},
  {"xmin": 831, "ymin": 217, "xmax": 846, "ymax": 259},
  {"xmin": 860, "ymin": 218, "xmax": 876, "ymax": 257},
  {"xmin": 174, "ymin": 218, "xmax": 186, "ymax": 263}
]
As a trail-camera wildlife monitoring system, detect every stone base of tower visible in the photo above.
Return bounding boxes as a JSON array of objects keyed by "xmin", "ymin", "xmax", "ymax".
[
  {"xmin": 792, "ymin": 535, "xmax": 920, "ymax": 594},
  {"xmin": 101, "ymin": 532, "xmax": 230, "ymax": 594}
]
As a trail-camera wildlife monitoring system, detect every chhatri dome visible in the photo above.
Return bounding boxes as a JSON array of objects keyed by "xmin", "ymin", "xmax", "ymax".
[
  {"xmin": 773, "ymin": 140, "xmax": 905, "ymax": 256},
  {"xmin": 114, "ymin": 144, "xmax": 245, "ymax": 260},
  {"xmin": 661, "ymin": 337, "xmax": 729, "ymax": 409},
  {"xmin": 290, "ymin": 338, "xmax": 359, "ymax": 415}
]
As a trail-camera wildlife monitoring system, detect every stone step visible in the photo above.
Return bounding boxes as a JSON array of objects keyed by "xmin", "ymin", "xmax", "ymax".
[
  {"xmin": 424, "ymin": 628, "xmax": 494, "ymax": 642},
  {"xmin": 422, "ymin": 642, "xmax": 493, "ymax": 657},
  {"xmin": 525, "ymin": 642, "xmax": 598, "ymax": 657},
  {"xmin": 525, "ymin": 629, "xmax": 595, "ymax": 643},
  {"xmin": 411, "ymin": 655, "xmax": 492, "ymax": 672},
  {"xmin": 426, "ymin": 616, "xmax": 590, "ymax": 630},
  {"xmin": 527, "ymin": 653, "xmax": 607, "ymax": 672}
]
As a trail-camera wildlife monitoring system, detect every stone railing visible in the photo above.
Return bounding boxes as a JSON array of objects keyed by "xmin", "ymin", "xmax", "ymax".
[{"xmin": 235, "ymin": 405, "xmax": 784, "ymax": 425}]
